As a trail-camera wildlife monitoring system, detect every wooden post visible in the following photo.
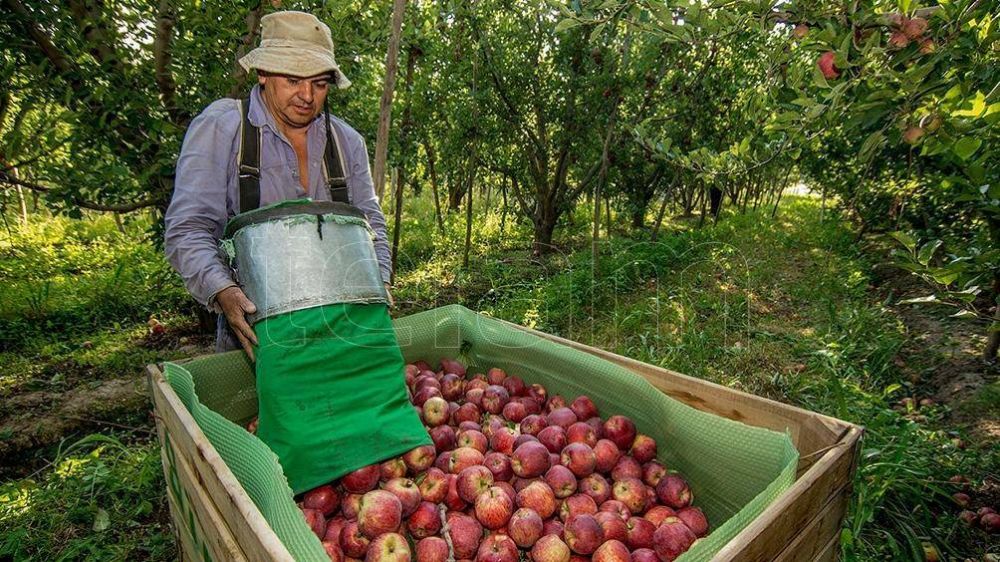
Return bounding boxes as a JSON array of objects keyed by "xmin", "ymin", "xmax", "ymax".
[{"xmin": 372, "ymin": 0, "xmax": 408, "ymax": 199}]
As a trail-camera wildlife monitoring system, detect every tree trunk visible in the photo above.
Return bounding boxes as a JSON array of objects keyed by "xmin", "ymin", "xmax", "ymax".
[
  {"xmin": 390, "ymin": 45, "xmax": 418, "ymax": 283},
  {"xmin": 463, "ymin": 166, "xmax": 475, "ymax": 269},
  {"xmin": 500, "ymin": 177, "xmax": 509, "ymax": 235},
  {"xmin": 372, "ymin": 0, "xmax": 408, "ymax": 199},
  {"xmin": 390, "ymin": 168, "xmax": 404, "ymax": 284},
  {"xmin": 424, "ymin": 139, "xmax": 444, "ymax": 233}
]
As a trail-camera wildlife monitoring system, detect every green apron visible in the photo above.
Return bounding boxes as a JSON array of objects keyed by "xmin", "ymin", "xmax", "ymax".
[{"xmin": 254, "ymin": 303, "xmax": 430, "ymax": 493}]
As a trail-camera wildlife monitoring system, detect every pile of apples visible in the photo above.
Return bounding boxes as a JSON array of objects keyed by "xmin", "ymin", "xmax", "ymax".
[{"xmin": 289, "ymin": 358, "xmax": 710, "ymax": 562}]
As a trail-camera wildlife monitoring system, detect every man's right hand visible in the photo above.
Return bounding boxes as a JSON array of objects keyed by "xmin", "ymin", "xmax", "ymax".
[{"xmin": 216, "ymin": 286, "xmax": 258, "ymax": 361}]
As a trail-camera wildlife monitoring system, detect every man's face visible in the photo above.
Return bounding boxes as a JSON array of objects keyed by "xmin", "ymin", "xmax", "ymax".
[{"xmin": 258, "ymin": 72, "xmax": 331, "ymax": 130}]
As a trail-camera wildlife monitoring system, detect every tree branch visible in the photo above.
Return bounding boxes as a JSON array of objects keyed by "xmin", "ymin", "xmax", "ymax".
[
  {"xmin": 229, "ymin": 2, "xmax": 265, "ymax": 98},
  {"xmin": 0, "ymin": 173, "xmax": 159, "ymax": 213},
  {"xmin": 3, "ymin": 0, "xmax": 76, "ymax": 76},
  {"xmin": 67, "ymin": 0, "xmax": 123, "ymax": 73},
  {"xmin": 154, "ymin": 0, "xmax": 188, "ymax": 126}
]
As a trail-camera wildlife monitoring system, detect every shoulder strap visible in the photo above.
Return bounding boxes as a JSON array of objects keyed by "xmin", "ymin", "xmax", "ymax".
[
  {"xmin": 238, "ymin": 98, "xmax": 262, "ymax": 213},
  {"xmin": 323, "ymin": 116, "xmax": 350, "ymax": 204}
]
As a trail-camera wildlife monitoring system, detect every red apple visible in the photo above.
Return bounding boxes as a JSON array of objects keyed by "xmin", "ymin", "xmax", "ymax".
[
  {"xmin": 644, "ymin": 505, "xmax": 676, "ymax": 527},
  {"xmin": 343, "ymin": 464, "xmax": 381, "ymax": 493},
  {"xmin": 476, "ymin": 485, "xmax": 515, "ymax": 529},
  {"xmin": 303, "ymin": 485, "xmax": 341, "ymax": 516},
  {"xmin": 358, "ymin": 490, "xmax": 403, "ymax": 539},
  {"xmin": 677, "ymin": 507, "xmax": 709, "ymax": 537},
  {"xmin": 364, "ymin": 532, "xmax": 410, "ymax": 562},
  {"xmin": 545, "ymin": 465, "xmax": 579, "ymax": 498},
  {"xmin": 595, "ymin": 511, "xmax": 629, "ymax": 542},
  {"xmin": 508, "ymin": 507, "xmax": 544, "ymax": 547},
  {"xmin": 981, "ymin": 512, "xmax": 1000, "ymax": 532},
  {"xmin": 444, "ymin": 474, "xmax": 467, "ymax": 511},
  {"xmin": 450, "ymin": 447, "xmax": 486, "ymax": 474},
  {"xmin": 630, "ymin": 434, "xmax": 657, "ymax": 463},
  {"xmin": 563, "ymin": 514, "xmax": 603, "ymax": 555},
  {"xmin": 528, "ymin": 384, "xmax": 548, "ymax": 406},
  {"xmin": 324, "ymin": 516, "xmax": 348, "ymax": 543},
  {"xmin": 546, "ymin": 395, "xmax": 567, "ymax": 413},
  {"xmin": 594, "ymin": 439, "xmax": 621, "ymax": 474},
  {"xmin": 483, "ymin": 385, "xmax": 511, "ymax": 414},
  {"xmin": 625, "ymin": 516, "xmax": 656, "ymax": 549},
  {"xmin": 453, "ymin": 402, "xmax": 481, "ymax": 425},
  {"xmin": 341, "ymin": 493, "xmax": 362, "ymax": 519},
  {"xmin": 538, "ymin": 426, "xmax": 568, "ymax": 454},
  {"xmin": 546, "ymin": 407, "xmax": 578, "ymax": 429},
  {"xmin": 561, "ymin": 443, "xmax": 597, "ymax": 477},
  {"xmin": 458, "ymin": 429, "xmax": 489, "ymax": 453},
  {"xmin": 502, "ymin": 375, "xmax": 526, "ymax": 397},
  {"xmin": 440, "ymin": 357, "xmax": 467, "ymax": 376},
  {"xmin": 458, "ymin": 465, "xmax": 495, "ymax": 503},
  {"xmin": 383, "ymin": 477, "xmax": 421, "ymax": 517},
  {"xmin": 413, "ymin": 360, "xmax": 432, "ymax": 371},
  {"xmin": 434, "ymin": 451, "xmax": 451, "ymax": 472},
  {"xmin": 484, "ymin": 451, "xmax": 514, "ymax": 482},
  {"xmin": 447, "ymin": 512, "xmax": 484, "ymax": 560},
  {"xmin": 655, "ymin": 475, "xmax": 692, "ymax": 509},
  {"xmin": 520, "ymin": 414, "xmax": 548, "ymax": 436},
  {"xmin": 465, "ymin": 387, "xmax": 485, "ymax": 408},
  {"xmin": 381, "ymin": 457, "xmax": 407, "ymax": 481},
  {"xmin": 642, "ymin": 460, "xmax": 667, "ymax": 487},
  {"xmin": 817, "ymin": 51, "xmax": 839, "ymax": 80},
  {"xmin": 585, "ymin": 417, "xmax": 605, "ymax": 439},
  {"xmin": 531, "ymin": 534, "xmax": 571, "ymax": 562},
  {"xmin": 321, "ymin": 540, "xmax": 344, "ymax": 562},
  {"xmin": 559, "ymin": 494, "xmax": 598, "ymax": 522},
  {"xmin": 592, "ymin": 539, "xmax": 630, "ymax": 562},
  {"xmin": 412, "ymin": 386, "xmax": 442, "ymax": 407},
  {"xmin": 476, "ymin": 533, "xmax": 519, "ymax": 562},
  {"xmin": 459, "ymin": 420, "xmax": 483, "ymax": 432},
  {"xmin": 612, "ymin": 477, "xmax": 647, "ymax": 514},
  {"xmin": 415, "ymin": 537, "xmax": 449, "ymax": 562},
  {"xmin": 603, "ymin": 416, "xmax": 637, "ymax": 451},
  {"xmin": 486, "ymin": 367, "xmax": 507, "ymax": 385},
  {"xmin": 489, "ymin": 427, "xmax": 518, "ymax": 455},
  {"xmin": 502, "ymin": 400, "xmax": 529, "ymax": 423},
  {"xmin": 483, "ymin": 415, "xmax": 506, "ymax": 438},
  {"xmin": 512, "ymin": 441, "xmax": 552, "ymax": 478},
  {"xmin": 441, "ymin": 373, "xmax": 466, "ymax": 401},
  {"xmin": 566, "ymin": 422, "xmax": 598, "ymax": 447},
  {"xmin": 407, "ymin": 501, "xmax": 442, "ymax": 538},
  {"xmin": 580, "ymin": 473, "xmax": 611, "ymax": 505},
  {"xmin": 542, "ymin": 518, "xmax": 564, "ymax": 537},
  {"xmin": 422, "ymin": 396, "xmax": 450, "ymax": 427},
  {"xmin": 340, "ymin": 521, "xmax": 370, "ymax": 558},
  {"xmin": 653, "ymin": 517, "xmax": 696, "ymax": 561},
  {"xmin": 302, "ymin": 508, "xmax": 326, "ymax": 538},
  {"xmin": 630, "ymin": 548, "xmax": 659, "ymax": 562},
  {"xmin": 599, "ymin": 500, "xmax": 631, "ymax": 521},
  {"xmin": 514, "ymin": 434, "xmax": 539, "ymax": 449},
  {"xmin": 415, "ymin": 467, "xmax": 447, "ymax": 503},
  {"xmin": 570, "ymin": 396, "xmax": 598, "ymax": 420},
  {"xmin": 430, "ymin": 425, "xmax": 457, "ymax": 453},
  {"xmin": 402, "ymin": 445, "xmax": 436, "ymax": 473},
  {"xmin": 516, "ymin": 480, "xmax": 558, "ymax": 519},
  {"xmin": 414, "ymin": 375, "xmax": 441, "ymax": 394},
  {"xmin": 611, "ymin": 456, "xmax": 642, "ymax": 482}
]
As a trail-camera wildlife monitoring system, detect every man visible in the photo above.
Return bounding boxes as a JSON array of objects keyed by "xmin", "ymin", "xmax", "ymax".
[{"xmin": 164, "ymin": 11, "xmax": 392, "ymax": 358}]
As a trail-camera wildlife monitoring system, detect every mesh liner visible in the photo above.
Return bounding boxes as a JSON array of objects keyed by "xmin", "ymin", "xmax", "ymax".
[{"xmin": 163, "ymin": 304, "xmax": 798, "ymax": 561}]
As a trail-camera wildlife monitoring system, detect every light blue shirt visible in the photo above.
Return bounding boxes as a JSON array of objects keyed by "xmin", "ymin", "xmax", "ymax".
[{"xmin": 164, "ymin": 85, "xmax": 392, "ymax": 315}]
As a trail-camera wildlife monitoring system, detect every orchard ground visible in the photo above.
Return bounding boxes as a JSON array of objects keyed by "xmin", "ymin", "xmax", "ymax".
[{"xmin": 0, "ymin": 193, "xmax": 997, "ymax": 561}]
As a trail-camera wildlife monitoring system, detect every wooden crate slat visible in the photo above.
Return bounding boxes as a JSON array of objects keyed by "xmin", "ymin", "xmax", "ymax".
[
  {"xmin": 718, "ymin": 427, "xmax": 860, "ymax": 561},
  {"xmin": 167, "ymin": 485, "xmax": 204, "ymax": 562},
  {"xmin": 772, "ymin": 484, "xmax": 850, "ymax": 562},
  {"xmin": 149, "ymin": 366, "xmax": 294, "ymax": 562}
]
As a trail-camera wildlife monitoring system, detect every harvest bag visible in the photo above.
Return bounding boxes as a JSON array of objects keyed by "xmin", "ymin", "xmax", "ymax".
[{"xmin": 220, "ymin": 199, "xmax": 430, "ymax": 493}]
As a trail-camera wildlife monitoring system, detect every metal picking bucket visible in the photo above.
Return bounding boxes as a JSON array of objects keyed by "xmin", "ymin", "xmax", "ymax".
[{"xmin": 220, "ymin": 200, "xmax": 387, "ymax": 324}]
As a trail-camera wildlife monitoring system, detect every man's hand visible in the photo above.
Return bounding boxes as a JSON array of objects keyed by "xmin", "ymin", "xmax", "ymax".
[
  {"xmin": 385, "ymin": 283, "xmax": 395, "ymax": 308},
  {"xmin": 216, "ymin": 286, "xmax": 258, "ymax": 361}
]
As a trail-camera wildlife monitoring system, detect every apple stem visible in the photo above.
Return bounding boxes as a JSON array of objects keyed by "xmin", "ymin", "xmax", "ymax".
[{"xmin": 438, "ymin": 503, "xmax": 456, "ymax": 562}]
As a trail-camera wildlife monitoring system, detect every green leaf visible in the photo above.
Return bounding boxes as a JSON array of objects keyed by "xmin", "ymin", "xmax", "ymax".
[
  {"xmin": 93, "ymin": 508, "xmax": 110, "ymax": 532},
  {"xmin": 890, "ymin": 231, "xmax": 918, "ymax": 253},
  {"xmin": 554, "ymin": 18, "xmax": 581, "ymax": 33},
  {"xmin": 589, "ymin": 22, "xmax": 606, "ymax": 42},
  {"xmin": 898, "ymin": 0, "xmax": 912, "ymax": 14},
  {"xmin": 952, "ymin": 137, "xmax": 982, "ymax": 160},
  {"xmin": 917, "ymin": 239, "xmax": 943, "ymax": 266}
]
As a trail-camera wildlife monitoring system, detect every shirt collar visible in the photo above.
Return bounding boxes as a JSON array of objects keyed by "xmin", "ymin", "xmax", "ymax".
[{"xmin": 248, "ymin": 84, "xmax": 324, "ymax": 134}]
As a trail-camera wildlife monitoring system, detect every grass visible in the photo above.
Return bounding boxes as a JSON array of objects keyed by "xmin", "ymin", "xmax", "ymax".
[{"xmin": 1, "ymin": 194, "xmax": 997, "ymax": 560}]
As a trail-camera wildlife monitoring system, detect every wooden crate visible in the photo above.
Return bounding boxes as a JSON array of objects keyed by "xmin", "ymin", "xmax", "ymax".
[{"xmin": 148, "ymin": 324, "xmax": 861, "ymax": 562}]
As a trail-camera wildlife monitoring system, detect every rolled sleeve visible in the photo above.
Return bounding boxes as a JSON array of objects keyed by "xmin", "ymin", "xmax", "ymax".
[
  {"xmin": 164, "ymin": 100, "xmax": 240, "ymax": 309},
  {"xmin": 346, "ymin": 133, "xmax": 393, "ymax": 284}
]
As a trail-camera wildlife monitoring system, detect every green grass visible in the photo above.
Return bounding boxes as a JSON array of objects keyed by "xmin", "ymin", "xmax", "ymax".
[{"xmin": 1, "ymin": 195, "xmax": 996, "ymax": 560}]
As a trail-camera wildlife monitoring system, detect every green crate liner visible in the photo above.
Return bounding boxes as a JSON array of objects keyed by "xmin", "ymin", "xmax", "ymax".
[{"xmin": 162, "ymin": 304, "xmax": 799, "ymax": 561}]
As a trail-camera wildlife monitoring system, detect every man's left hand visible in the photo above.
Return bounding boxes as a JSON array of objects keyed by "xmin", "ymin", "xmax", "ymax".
[{"xmin": 385, "ymin": 283, "xmax": 394, "ymax": 308}]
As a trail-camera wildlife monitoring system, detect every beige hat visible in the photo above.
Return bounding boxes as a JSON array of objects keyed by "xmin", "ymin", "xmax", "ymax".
[{"xmin": 239, "ymin": 11, "xmax": 351, "ymax": 89}]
